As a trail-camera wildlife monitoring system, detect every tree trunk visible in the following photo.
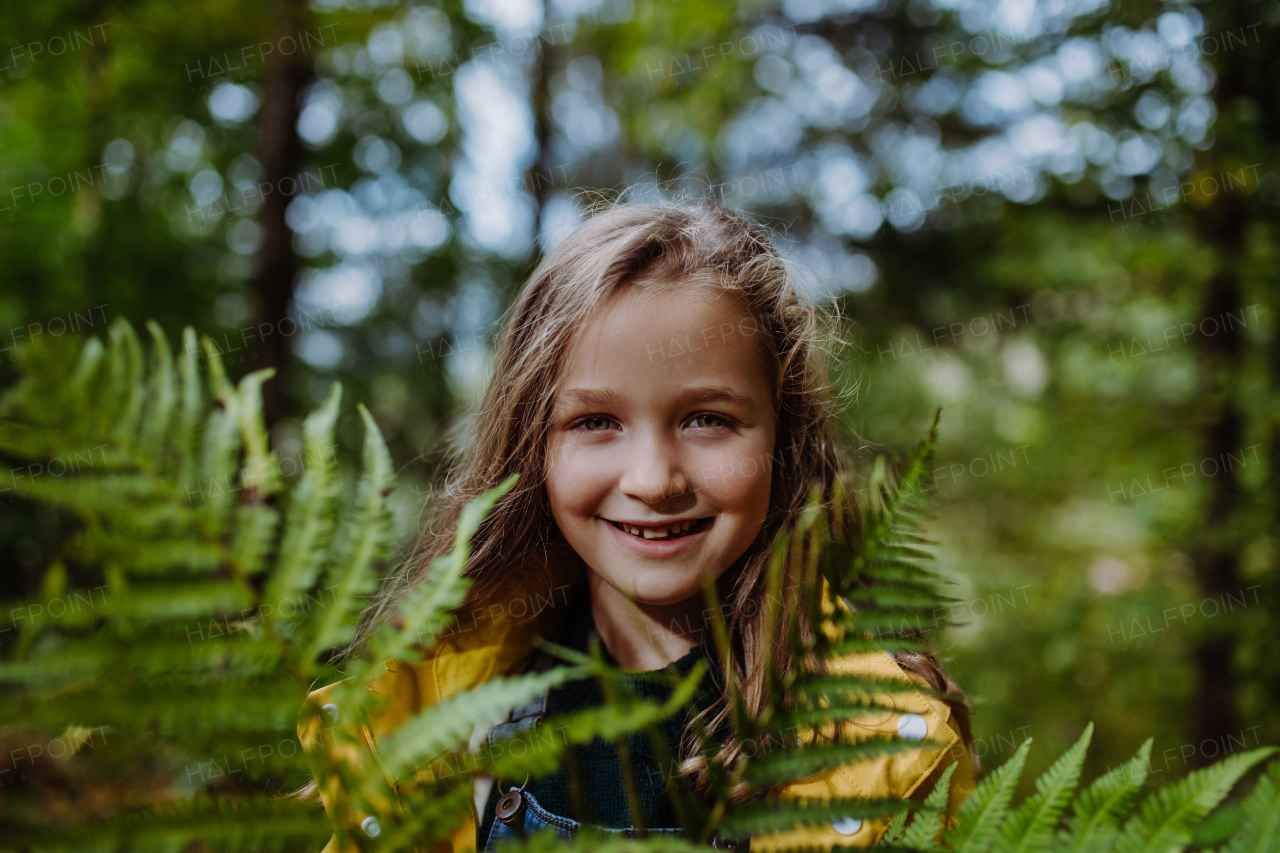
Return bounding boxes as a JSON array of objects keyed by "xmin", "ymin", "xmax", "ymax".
[
  {"xmin": 526, "ymin": 0, "xmax": 554, "ymax": 241},
  {"xmin": 254, "ymin": 0, "xmax": 311, "ymax": 425},
  {"xmin": 1185, "ymin": 0, "xmax": 1260, "ymax": 762},
  {"xmin": 1188, "ymin": 234, "xmax": 1245, "ymax": 758}
]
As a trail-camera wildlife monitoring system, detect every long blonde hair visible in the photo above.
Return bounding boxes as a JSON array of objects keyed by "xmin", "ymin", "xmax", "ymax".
[{"xmin": 365, "ymin": 202, "xmax": 972, "ymax": 795}]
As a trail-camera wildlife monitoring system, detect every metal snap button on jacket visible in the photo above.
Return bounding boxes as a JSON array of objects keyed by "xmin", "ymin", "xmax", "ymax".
[
  {"xmin": 897, "ymin": 712, "xmax": 927, "ymax": 742},
  {"xmin": 831, "ymin": 816, "xmax": 862, "ymax": 835}
]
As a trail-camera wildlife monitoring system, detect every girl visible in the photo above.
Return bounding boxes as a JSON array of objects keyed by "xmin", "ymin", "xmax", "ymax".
[{"xmin": 300, "ymin": 203, "xmax": 977, "ymax": 851}]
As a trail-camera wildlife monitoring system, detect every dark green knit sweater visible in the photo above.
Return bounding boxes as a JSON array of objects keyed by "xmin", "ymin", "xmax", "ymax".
[{"xmin": 477, "ymin": 603, "xmax": 721, "ymax": 845}]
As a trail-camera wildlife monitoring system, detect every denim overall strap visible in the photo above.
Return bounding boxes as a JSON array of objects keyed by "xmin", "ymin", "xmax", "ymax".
[
  {"xmin": 484, "ymin": 790, "xmax": 688, "ymax": 848},
  {"xmin": 482, "ymin": 648, "xmax": 554, "ymax": 851},
  {"xmin": 481, "ymin": 647, "xmax": 747, "ymax": 850},
  {"xmin": 496, "ymin": 646, "xmax": 557, "ymax": 732}
]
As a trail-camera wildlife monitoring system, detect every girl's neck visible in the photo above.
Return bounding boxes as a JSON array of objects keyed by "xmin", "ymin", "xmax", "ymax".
[{"xmin": 587, "ymin": 571, "xmax": 709, "ymax": 671}]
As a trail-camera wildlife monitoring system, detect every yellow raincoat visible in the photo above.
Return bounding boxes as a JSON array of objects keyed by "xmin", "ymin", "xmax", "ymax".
[{"xmin": 299, "ymin": 558, "xmax": 976, "ymax": 852}]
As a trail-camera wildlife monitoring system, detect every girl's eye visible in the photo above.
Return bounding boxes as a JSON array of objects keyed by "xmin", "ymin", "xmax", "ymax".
[
  {"xmin": 690, "ymin": 413, "xmax": 727, "ymax": 429},
  {"xmin": 579, "ymin": 416, "xmax": 615, "ymax": 431}
]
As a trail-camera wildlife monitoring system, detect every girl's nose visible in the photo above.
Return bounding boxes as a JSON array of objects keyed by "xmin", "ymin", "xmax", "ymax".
[{"xmin": 618, "ymin": 436, "xmax": 690, "ymax": 506}]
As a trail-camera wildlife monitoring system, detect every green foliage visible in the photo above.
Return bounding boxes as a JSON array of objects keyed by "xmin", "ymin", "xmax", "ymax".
[
  {"xmin": 0, "ymin": 322, "xmax": 1276, "ymax": 853},
  {"xmin": 997, "ymin": 724, "xmax": 1092, "ymax": 853},
  {"xmin": 1062, "ymin": 737, "xmax": 1153, "ymax": 853},
  {"xmin": 890, "ymin": 763, "xmax": 958, "ymax": 851},
  {"xmin": 876, "ymin": 727, "xmax": 1280, "ymax": 853},
  {"xmin": 948, "ymin": 739, "xmax": 1033, "ymax": 853},
  {"xmin": 881, "ymin": 730, "xmax": 1277, "ymax": 853},
  {"xmin": 1223, "ymin": 760, "xmax": 1280, "ymax": 853}
]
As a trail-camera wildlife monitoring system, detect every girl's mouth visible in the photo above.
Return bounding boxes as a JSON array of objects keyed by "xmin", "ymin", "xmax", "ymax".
[{"xmin": 606, "ymin": 518, "xmax": 711, "ymax": 541}]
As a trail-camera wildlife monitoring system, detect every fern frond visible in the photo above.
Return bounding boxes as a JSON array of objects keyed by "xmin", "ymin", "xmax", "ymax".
[
  {"xmin": 486, "ymin": 662, "xmax": 707, "ymax": 783},
  {"xmin": 141, "ymin": 320, "xmax": 177, "ymax": 461},
  {"xmin": 177, "ymin": 327, "xmax": 203, "ymax": 489},
  {"xmin": 997, "ymin": 723, "xmax": 1093, "ymax": 853},
  {"xmin": 266, "ymin": 383, "xmax": 342, "ymax": 625},
  {"xmin": 946, "ymin": 738, "xmax": 1032, "ymax": 853},
  {"xmin": 898, "ymin": 762, "xmax": 960, "ymax": 851},
  {"xmin": 375, "ymin": 665, "xmax": 587, "ymax": 781},
  {"xmin": 740, "ymin": 734, "xmax": 926, "ymax": 786},
  {"xmin": 373, "ymin": 474, "xmax": 518, "ymax": 665},
  {"xmin": 306, "ymin": 404, "xmax": 394, "ymax": 660},
  {"xmin": 717, "ymin": 796, "xmax": 906, "ymax": 838},
  {"xmin": 1223, "ymin": 759, "xmax": 1280, "ymax": 853},
  {"xmin": 883, "ymin": 800, "xmax": 914, "ymax": 846},
  {"xmin": 1113, "ymin": 747, "xmax": 1277, "ymax": 853},
  {"xmin": 1062, "ymin": 738, "xmax": 1153, "ymax": 853},
  {"xmin": 14, "ymin": 796, "xmax": 331, "ymax": 850},
  {"xmin": 232, "ymin": 368, "xmax": 280, "ymax": 498},
  {"xmin": 110, "ymin": 319, "xmax": 147, "ymax": 445}
]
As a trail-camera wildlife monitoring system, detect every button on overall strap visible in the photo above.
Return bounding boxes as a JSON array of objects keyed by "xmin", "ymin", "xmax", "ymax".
[{"xmin": 487, "ymin": 647, "xmax": 559, "ymax": 834}]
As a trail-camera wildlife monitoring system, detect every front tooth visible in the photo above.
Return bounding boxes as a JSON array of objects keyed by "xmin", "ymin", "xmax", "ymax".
[
  {"xmin": 629, "ymin": 526, "xmax": 641, "ymax": 536},
  {"xmin": 642, "ymin": 528, "xmax": 658, "ymax": 539}
]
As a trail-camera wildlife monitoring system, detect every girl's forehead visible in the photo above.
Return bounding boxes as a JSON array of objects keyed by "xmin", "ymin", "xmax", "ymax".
[
  {"xmin": 556, "ymin": 281, "xmax": 773, "ymax": 388},
  {"xmin": 575, "ymin": 283, "xmax": 749, "ymax": 348}
]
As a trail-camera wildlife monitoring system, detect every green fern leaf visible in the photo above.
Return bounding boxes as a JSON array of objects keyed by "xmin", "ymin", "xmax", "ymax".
[
  {"xmin": 232, "ymin": 368, "xmax": 280, "ymax": 499},
  {"xmin": 1063, "ymin": 737, "xmax": 1153, "ymax": 853},
  {"xmin": 946, "ymin": 737, "xmax": 1032, "ymax": 853},
  {"xmin": 306, "ymin": 404, "xmax": 394, "ymax": 659},
  {"xmin": 742, "ymin": 736, "xmax": 928, "ymax": 786},
  {"xmin": 997, "ymin": 723, "xmax": 1093, "ymax": 853},
  {"xmin": 898, "ymin": 761, "xmax": 960, "ymax": 851},
  {"xmin": 196, "ymin": 403, "xmax": 243, "ymax": 528},
  {"xmin": 110, "ymin": 320, "xmax": 147, "ymax": 445},
  {"xmin": 232, "ymin": 503, "xmax": 281, "ymax": 577},
  {"xmin": 70, "ymin": 333, "xmax": 105, "ymax": 390},
  {"xmin": 374, "ymin": 474, "xmax": 518, "ymax": 664},
  {"xmin": 227, "ymin": 370, "xmax": 283, "ymax": 577},
  {"xmin": 17, "ymin": 796, "xmax": 332, "ymax": 850},
  {"xmin": 140, "ymin": 320, "xmax": 177, "ymax": 461},
  {"xmin": 375, "ymin": 665, "xmax": 586, "ymax": 781},
  {"xmin": 266, "ymin": 383, "xmax": 342, "ymax": 622},
  {"xmin": 484, "ymin": 662, "xmax": 707, "ymax": 783},
  {"xmin": 883, "ymin": 801, "xmax": 914, "ymax": 846},
  {"xmin": 717, "ymin": 796, "xmax": 905, "ymax": 838},
  {"xmin": 1113, "ymin": 747, "xmax": 1277, "ymax": 853},
  {"xmin": 1223, "ymin": 759, "xmax": 1280, "ymax": 853}
]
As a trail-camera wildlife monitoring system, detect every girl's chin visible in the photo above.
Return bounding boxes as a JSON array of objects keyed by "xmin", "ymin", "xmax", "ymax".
[{"xmin": 602, "ymin": 562, "xmax": 725, "ymax": 607}]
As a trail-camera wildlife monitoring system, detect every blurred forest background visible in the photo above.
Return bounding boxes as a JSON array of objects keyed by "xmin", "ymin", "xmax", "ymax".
[{"xmin": 1, "ymin": 0, "xmax": 1278, "ymax": 833}]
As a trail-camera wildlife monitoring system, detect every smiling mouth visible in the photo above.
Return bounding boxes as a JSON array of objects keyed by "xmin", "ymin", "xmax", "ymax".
[{"xmin": 606, "ymin": 518, "xmax": 711, "ymax": 541}]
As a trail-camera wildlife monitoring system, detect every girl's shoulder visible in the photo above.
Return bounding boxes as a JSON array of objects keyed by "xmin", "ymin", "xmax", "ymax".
[{"xmin": 756, "ymin": 648, "xmax": 976, "ymax": 848}]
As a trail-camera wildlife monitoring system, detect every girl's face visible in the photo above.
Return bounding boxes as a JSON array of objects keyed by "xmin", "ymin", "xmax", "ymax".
[{"xmin": 545, "ymin": 284, "xmax": 777, "ymax": 607}]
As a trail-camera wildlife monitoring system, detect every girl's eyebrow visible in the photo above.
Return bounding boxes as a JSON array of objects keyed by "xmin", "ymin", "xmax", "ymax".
[
  {"xmin": 555, "ymin": 385, "xmax": 756, "ymax": 411},
  {"xmin": 555, "ymin": 387, "xmax": 622, "ymax": 411},
  {"xmin": 682, "ymin": 385, "xmax": 756, "ymax": 408}
]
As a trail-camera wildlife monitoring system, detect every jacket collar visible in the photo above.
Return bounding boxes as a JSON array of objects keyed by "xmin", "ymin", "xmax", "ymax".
[{"xmin": 433, "ymin": 541, "xmax": 587, "ymax": 700}]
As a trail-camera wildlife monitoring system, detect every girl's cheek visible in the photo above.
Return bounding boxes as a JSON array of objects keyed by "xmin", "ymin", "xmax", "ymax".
[
  {"xmin": 546, "ymin": 447, "xmax": 611, "ymax": 515},
  {"xmin": 691, "ymin": 438, "xmax": 773, "ymax": 509}
]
